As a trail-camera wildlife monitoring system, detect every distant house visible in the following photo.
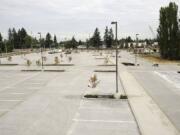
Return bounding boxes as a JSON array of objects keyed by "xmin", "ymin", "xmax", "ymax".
[
  {"xmin": 124, "ymin": 42, "xmax": 147, "ymax": 48},
  {"xmin": 77, "ymin": 45, "xmax": 86, "ymax": 49},
  {"xmin": 152, "ymin": 42, "xmax": 158, "ymax": 47}
]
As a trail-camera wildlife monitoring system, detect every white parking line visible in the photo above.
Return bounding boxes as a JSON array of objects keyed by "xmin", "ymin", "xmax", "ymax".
[
  {"xmin": 0, "ymin": 72, "xmax": 41, "ymax": 92},
  {"xmin": 67, "ymin": 121, "xmax": 78, "ymax": 135},
  {"xmin": 154, "ymin": 71, "xmax": 180, "ymax": 88},
  {"xmin": 0, "ymin": 100, "xmax": 23, "ymax": 102},
  {"xmin": 10, "ymin": 93, "xmax": 25, "ymax": 95},
  {"xmin": 73, "ymin": 118, "xmax": 135, "ymax": 124},
  {"xmin": 0, "ymin": 109, "xmax": 11, "ymax": 111},
  {"xmin": 79, "ymin": 106, "xmax": 123, "ymax": 111}
]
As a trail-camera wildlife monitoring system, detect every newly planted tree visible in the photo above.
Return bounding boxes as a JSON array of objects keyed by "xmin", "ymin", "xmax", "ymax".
[
  {"xmin": 60, "ymin": 53, "xmax": 63, "ymax": 59},
  {"xmin": 7, "ymin": 56, "xmax": 12, "ymax": 62},
  {"xmin": 54, "ymin": 56, "xmax": 60, "ymax": 64},
  {"xmin": 88, "ymin": 74, "xmax": 100, "ymax": 88},
  {"xmin": 104, "ymin": 56, "xmax": 109, "ymax": 64},
  {"xmin": 36, "ymin": 60, "xmax": 41, "ymax": 66},
  {"xmin": 68, "ymin": 56, "xmax": 72, "ymax": 63},
  {"xmin": 26, "ymin": 60, "xmax": 32, "ymax": 66},
  {"xmin": 42, "ymin": 56, "xmax": 47, "ymax": 61}
]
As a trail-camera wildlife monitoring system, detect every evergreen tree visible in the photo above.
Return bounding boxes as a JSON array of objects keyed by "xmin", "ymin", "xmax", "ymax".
[
  {"xmin": 104, "ymin": 27, "xmax": 114, "ymax": 48},
  {"xmin": 24, "ymin": 35, "xmax": 32, "ymax": 48},
  {"xmin": 17, "ymin": 28, "xmax": 27, "ymax": 49},
  {"xmin": 8, "ymin": 28, "xmax": 13, "ymax": 43},
  {"xmin": 53, "ymin": 35, "xmax": 58, "ymax": 48},
  {"xmin": 8, "ymin": 28, "xmax": 14, "ymax": 51},
  {"xmin": 32, "ymin": 37, "xmax": 39, "ymax": 48},
  {"xmin": 92, "ymin": 28, "xmax": 102, "ymax": 48},
  {"xmin": 70, "ymin": 36, "xmax": 78, "ymax": 48},
  {"xmin": 12, "ymin": 28, "xmax": 18, "ymax": 49},
  {"xmin": 157, "ymin": 2, "xmax": 180, "ymax": 59},
  {"xmin": 20, "ymin": 28, "xmax": 27, "ymax": 49},
  {"xmin": 78, "ymin": 40, "xmax": 82, "ymax": 45},
  {"xmin": 108, "ymin": 28, "xmax": 114, "ymax": 48},
  {"xmin": 126, "ymin": 36, "xmax": 133, "ymax": 42},
  {"xmin": 0, "ymin": 33, "xmax": 3, "ymax": 53},
  {"xmin": 104, "ymin": 26, "xmax": 109, "ymax": 47},
  {"xmin": 45, "ymin": 33, "xmax": 52, "ymax": 48}
]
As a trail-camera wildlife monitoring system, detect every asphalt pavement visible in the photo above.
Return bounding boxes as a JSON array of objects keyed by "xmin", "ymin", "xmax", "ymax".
[
  {"xmin": 119, "ymin": 50, "xmax": 180, "ymax": 133},
  {"xmin": 0, "ymin": 50, "xmax": 140, "ymax": 135}
]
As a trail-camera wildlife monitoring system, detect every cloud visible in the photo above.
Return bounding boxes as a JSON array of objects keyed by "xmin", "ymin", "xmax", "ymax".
[{"xmin": 0, "ymin": 0, "xmax": 179, "ymax": 40}]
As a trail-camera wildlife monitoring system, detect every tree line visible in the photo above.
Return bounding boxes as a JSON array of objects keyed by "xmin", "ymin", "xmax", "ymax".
[
  {"xmin": 61, "ymin": 27, "xmax": 115, "ymax": 49},
  {"xmin": 0, "ymin": 28, "xmax": 58, "ymax": 53}
]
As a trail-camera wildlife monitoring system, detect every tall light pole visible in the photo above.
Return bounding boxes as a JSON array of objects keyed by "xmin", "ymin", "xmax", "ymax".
[
  {"xmin": 135, "ymin": 34, "xmax": 139, "ymax": 66},
  {"xmin": 111, "ymin": 21, "xmax": 118, "ymax": 94},
  {"xmin": 38, "ymin": 32, "xmax": 44, "ymax": 70},
  {"xmin": 0, "ymin": 41, "xmax": 2, "ymax": 64}
]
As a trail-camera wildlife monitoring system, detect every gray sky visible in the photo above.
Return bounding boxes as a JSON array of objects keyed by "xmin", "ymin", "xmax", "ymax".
[{"xmin": 0, "ymin": 0, "xmax": 179, "ymax": 41}]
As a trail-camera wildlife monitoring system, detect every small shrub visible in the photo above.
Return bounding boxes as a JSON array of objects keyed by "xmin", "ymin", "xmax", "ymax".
[
  {"xmin": 104, "ymin": 57, "xmax": 109, "ymax": 64},
  {"xmin": 68, "ymin": 56, "xmax": 72, "ymax": 62},
  {"xmin": 36, "ymin": 60, "xmax": 41, "ymax": 66},
  {"xmin": 74, "ymin": 50, "xmax": 78, "ymax": 53},
  {"xmin": 42, "ymin": 56, "xmax": 47, "ymax": 61},
  {"xmin": 27, "ymin": 60, "xmax": 32, "ymax": 66},
  {"xmin": 54, "ymin": 57, "xmax": 60, "ymax": 64},
  {"xmin": 60, "ymin": 54, "xmax": 63, "ymax": 58},
  {"xmin": 7, "ymin": 56, "xmax": 12, "ymax": 62}
]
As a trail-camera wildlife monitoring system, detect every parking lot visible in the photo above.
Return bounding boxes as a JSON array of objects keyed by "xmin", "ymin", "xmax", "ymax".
[{"xmin": 0, "ymin": 50, "xmax": 140, "ymax": 135}]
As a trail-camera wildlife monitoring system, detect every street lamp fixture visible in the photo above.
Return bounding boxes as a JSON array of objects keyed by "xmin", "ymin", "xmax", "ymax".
[{"xmin": 111, "ymin": 21, "xmax": 118, "ymax": 94}]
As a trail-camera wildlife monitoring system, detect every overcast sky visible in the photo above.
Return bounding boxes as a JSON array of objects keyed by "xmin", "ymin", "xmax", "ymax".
[{"xmin": 0, "ymin": 0, "xmax": 179, "ymax": 41}]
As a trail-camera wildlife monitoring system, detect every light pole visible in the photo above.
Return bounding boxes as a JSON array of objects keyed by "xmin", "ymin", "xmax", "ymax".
[
  {"xmin": 0, "ymin": 41, "xmax": 2, "ymax": 64},
  {"xmin": 111, "ymin": 21, "xmax": 118, "ymax": 94},
  {"xmin": 38, "ymin": 32, "xmax": 44, "ymax": 70},
  {"xmin": 135, "ymin": 34, "xmax": 139, "ymax": 66}
]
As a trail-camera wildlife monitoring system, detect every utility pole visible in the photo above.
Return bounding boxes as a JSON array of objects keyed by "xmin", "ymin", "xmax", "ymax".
[
  {"xmin": 111, "ymin": 21, "xmax": 118, "ymax": 94},
  {"xmin": 135, "ymin": 34, "xmax": 139, "ymax": 66},
  {"xmin": 31, "ymin": 31, "xmax": 33, "ymax": 51},
  {"xmin": 38, "ymin": 32, "xmax": 44, "ymax": 70},
  {"xmin": 5, "ymin": 42, "xmax": 7, "ymax": 56},
  {"xmin": 0, "ymin": 41, "xmax": 2, "ymax": 64}
]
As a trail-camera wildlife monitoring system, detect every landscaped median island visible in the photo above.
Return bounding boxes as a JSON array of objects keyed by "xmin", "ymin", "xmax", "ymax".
[
  {"xmin": 21, "ymin": 69, "xmax": 65, "ymax": 72},
  {"xmin": 97, "ymin": 64, "xmax": 116, "ymax": 66},
  {"xmin": 0, "ymin": 64, "xmax": 18, "ymax": 66},
  {"xmin": 84, "ymin": 74, "xmax": 128, "ymax": 99},
  {"xmin": 94, "ymin": 70, "xmax": 116, "ymax": 73},
  {"xmin": 122, "ymin": 62, "xmax": 135, "ymax": 66},
  {"xmin": 0, "ymin": 56, "xmax": 19, "ymax": 66},
  {"xmin": 44, "ymin": 64, "xmax": 74, "ymax": 66},
  {"xmin": 95, "ymin": 54, "xmax": 116, "ymax": 71}
]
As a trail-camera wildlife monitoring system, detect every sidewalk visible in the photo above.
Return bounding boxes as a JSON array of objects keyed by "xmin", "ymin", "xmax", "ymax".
[{"xmin": 118, "ymin": 64, "xmax": 180, "ymax": 135}]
